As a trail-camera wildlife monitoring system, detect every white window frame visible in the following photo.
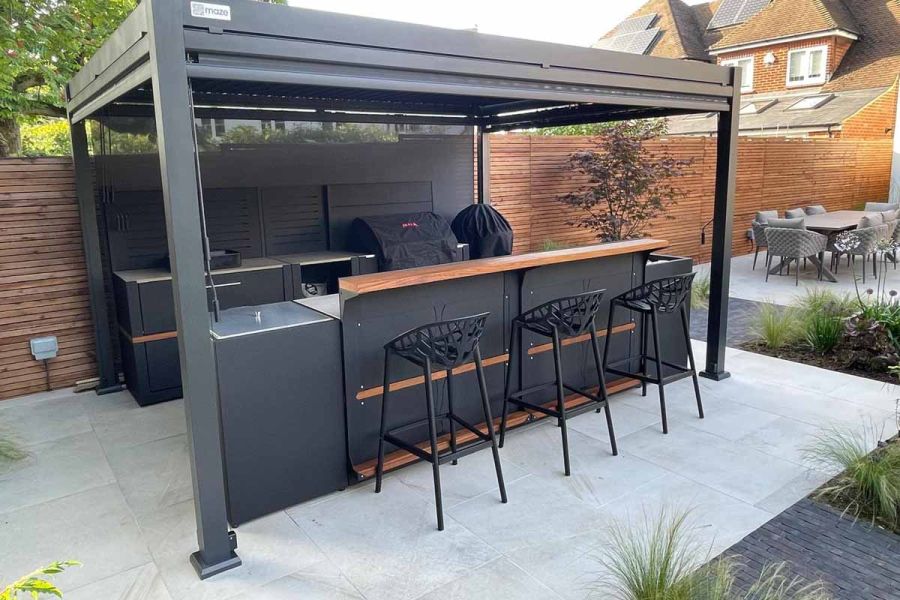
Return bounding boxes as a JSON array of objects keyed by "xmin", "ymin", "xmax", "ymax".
[
  {"xmin": 721, "ymin": 56, "xmax": 754, "ymax": 92},
  {"xmin": 786, "ymin": 45, "xmax": 828, "ymax": 87}
]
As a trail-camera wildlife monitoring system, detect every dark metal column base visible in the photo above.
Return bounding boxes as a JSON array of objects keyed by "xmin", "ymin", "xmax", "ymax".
[
  {"xmin": 699, "ymin": 370, "xmax": 731, "ymax": 381},
  {"xmin": 96, "ymin": 383, "xmax": 126, "ymax": 395},
  {"xmin": 189, "ymin": 550, "xmax": 242, "ymax": 580}
]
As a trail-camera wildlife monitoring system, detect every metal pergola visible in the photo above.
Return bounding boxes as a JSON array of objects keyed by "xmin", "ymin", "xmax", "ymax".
[{"xmin": 66, "ymin": 0, "xmax": 740, "ymax": 578}]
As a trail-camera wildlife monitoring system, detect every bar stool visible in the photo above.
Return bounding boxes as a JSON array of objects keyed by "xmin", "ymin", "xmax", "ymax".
[
  {"xmin": 603, "ymin": 274, "xmax": 703, "ymax": 434},
  {"xmin": 498, "ymin": 290, "xmax": 617, "ymax": 477},
  {"xmin": 375, "ymin": 313, "xmax": 507, "ymax": 531}
]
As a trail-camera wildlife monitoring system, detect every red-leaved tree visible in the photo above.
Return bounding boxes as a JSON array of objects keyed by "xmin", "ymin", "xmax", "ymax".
[{"xmin": 558, "ymin": 121, "xmax": 693, "ymax": 242}]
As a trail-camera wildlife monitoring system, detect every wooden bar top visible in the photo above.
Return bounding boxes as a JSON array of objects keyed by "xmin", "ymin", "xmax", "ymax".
[{"xmin": 339, "ymin": 238, "xmax": 669, "ymax": 295}]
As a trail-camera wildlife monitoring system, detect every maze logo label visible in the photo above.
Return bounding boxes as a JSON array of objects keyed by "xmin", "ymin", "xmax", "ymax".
[{"xmin": 190, "ymin": 2, "xmax": 231, "ymax": 21}]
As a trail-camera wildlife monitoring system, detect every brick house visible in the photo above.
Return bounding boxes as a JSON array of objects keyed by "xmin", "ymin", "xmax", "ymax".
[{"xmin": 595, "ymin": 0, "xmax": 900, "ymax": 140}]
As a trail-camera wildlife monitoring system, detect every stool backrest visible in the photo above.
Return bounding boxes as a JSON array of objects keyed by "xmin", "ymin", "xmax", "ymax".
[
  {"xmin": 386, "ymin": 313, "xmax": 489, "ymax": 369},
  {"xmin": 623, "ymin": 273, "xmax": 696, "ymax": 313},
  {"xmin": 521, "ymin": 290, "xmax": 606, "ymax": 337}
]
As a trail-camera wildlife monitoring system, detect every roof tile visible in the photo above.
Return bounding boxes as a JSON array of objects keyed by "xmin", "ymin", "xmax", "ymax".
[
  {"xmin": 824, "ymin": 0, "xmax": 900, "ymax": 91},
  {"xmin": 711, "ymin": 0, "xmax": 860, "ymax": 49}
]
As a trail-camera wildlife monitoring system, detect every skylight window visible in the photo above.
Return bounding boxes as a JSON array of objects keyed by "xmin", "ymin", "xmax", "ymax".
[
  {"xmin": 740, "ymin": 99, "xmax": 776, "ymax": 114},
  {"xmin": 788, "ymin": 95, "xmax": 833, "ymax": 111}
]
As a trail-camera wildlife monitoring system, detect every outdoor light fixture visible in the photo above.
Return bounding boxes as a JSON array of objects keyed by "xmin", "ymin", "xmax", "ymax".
[{"xmin": 763, "ymin": 52, "xmax": 776, "ymax": 65}]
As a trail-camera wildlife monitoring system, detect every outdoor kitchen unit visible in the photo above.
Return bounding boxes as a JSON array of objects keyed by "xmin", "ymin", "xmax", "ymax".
[{"xmin": 65, "ymin": 0, "xmax": 739, "ymax": 577}]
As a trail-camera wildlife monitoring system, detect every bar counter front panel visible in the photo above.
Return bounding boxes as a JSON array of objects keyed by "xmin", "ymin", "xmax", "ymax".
[{"xmin": 338, "ymin": 239, "xmax": 670, "ymax": 480}]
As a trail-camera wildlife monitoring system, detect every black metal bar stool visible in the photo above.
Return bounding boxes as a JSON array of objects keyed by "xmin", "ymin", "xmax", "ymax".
[
  {"xmin": 603, "ymin": 273, "xmax": 703, "ymax": 434},
  {"xmin": 375, "ymin": 312, "xmax": 507, "ymax": 531},
  {"xmin": 498, "ymin": 290, "xmax": 617, "ymax": 476}
]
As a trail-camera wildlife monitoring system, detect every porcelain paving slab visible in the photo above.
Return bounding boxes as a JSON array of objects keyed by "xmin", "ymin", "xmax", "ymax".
[
  {"xmin": 392, "ymin": 444, "xmax": 528, "ymax": 509},
  {"xmin": 85, "ymin": 393, "xmax": 186, "ymax": 453},
  {"xmin": 0, "ymin": 388, "xmax": 92, "ymax": 447},
  {"xmin": 619, "ymin": 424, "xmax": 809, "ymax": 506},
  {"xmin": 226, "ymin": 559, "xmax": 364, "ymax": 600},
  {"xmin": 0, "ymin": 484, "xmax": 151, "ymax": 592},
  {"xmin": 287, "ymin": 482, "xmax": 499, "ymax": 600},
  {"xmin": 66, "ymin": 562, "xmax": 173, "ymax": 600},
  {"xmin": 106, "ymin": 433, "xmax": 193, "ymax": 516},
  {"xmin": 445, "ymin": 474, "xmax": 610, "ymax": 555},
  {"xmin": 498, "ymin": 423, "xmax": 670, "ymax": 508},
  {"xmin": 144, "ymin": 501, "xmax": 329, "ymax": 600},
  {"xmin": 0, "ymin": 431, "xmax": 114, "ymax": 512},
  {"xmin": 415, "ymin": 557, "xmax": 561, "ymax": 600}
]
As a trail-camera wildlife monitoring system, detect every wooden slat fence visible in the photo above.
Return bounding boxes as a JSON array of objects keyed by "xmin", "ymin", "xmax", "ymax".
[
  {"xmin": 0, "ymin": 136, "xmax": 893, "ymax": 400},
  {"xmin": 491, "ymin": 136, "xmax": 894, "ymax": 262},
  {"xmin": 0, "ymin": 157, "xmax": 96, "ymax": 400}
]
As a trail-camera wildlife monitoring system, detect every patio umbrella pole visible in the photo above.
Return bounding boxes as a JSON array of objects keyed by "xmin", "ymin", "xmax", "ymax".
[{"xmin": 187, "ymin": 80, "xmax": 221, "ymax": 322}]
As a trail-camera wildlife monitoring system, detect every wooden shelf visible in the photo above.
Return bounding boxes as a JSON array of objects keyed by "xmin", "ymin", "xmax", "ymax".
[{"xmin": 340, "ymin": 239, "xmax": 669, "ymax": 295}]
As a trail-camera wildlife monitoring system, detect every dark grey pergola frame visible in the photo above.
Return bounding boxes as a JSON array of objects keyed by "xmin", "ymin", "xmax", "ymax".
[{"xmin": 66, "ymin": 0, "xmax": 739, "ymax": 578}]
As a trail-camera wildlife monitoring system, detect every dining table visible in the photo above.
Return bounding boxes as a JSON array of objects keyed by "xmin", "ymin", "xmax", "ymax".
[{"xmin": 767, "ymin": 210, "xmax": 877, "ymax": 283}]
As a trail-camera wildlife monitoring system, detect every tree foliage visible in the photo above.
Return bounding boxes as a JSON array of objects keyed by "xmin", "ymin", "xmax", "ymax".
[
  {"xmin": 0, "ymin": 0, "xmax": 137, "ymax": 119},
  {"xmin": 20, "ymin": 117, "xmax": 70, "ymax": 155},
  {"xmin": 558, "ymin": 120, "xmax": 692, "ymax": 242},
  {"xmin": 0, "ymin": 0, "xmax": 137, "ymax": 154}
]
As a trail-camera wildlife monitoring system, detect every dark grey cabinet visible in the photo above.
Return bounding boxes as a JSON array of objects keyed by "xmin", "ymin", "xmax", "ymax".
[
  {"xmin": 213, "ymin": 304, "xmax": 348, "ymax": 525},
  {"xmin": 113, "ymin": 264, "xmax": 289, "ymax": 405}
]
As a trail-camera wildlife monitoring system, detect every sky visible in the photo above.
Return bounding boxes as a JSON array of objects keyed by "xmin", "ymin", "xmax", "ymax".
[{"xmin": 285, "ymin": 0, "xmax": 710, "ymax": 48}]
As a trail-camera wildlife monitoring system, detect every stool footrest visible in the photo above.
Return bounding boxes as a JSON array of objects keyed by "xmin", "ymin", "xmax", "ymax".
[
  {"xmin": 606, "ymin": 366, "xmax": 694, "ymax": 386},
  {"xmin": 438, "ymin": 439, "xmax": 493, "ymax": 465},
  {"xmin": 383, "ymin": 433, "xmax": 493, "ymax": 466},
  {"xmin": 508, "ymin": 382, "xmax": 557, "ymax": 399},
  {"xmin": 383, "ymin": 434, "xmax": 432, "ymax": 462},
  {"xmin": 449, "ymin": 413, "xmax": 491, "ymax": 443},
  {"xmin": 509, "ymin": 381, "xmax": 607, "ymax": 420}
]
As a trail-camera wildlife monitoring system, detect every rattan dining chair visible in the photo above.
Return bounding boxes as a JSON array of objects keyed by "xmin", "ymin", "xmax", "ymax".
[
  {"xmin": 765, "ymin": 226, "xmax": 827, "ymax": 286},
  {"xmin": 750, "ymin": 210, "xmax": 778, "ymax": 270}
]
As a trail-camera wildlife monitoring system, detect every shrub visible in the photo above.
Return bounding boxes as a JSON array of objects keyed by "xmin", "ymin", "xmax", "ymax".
[
  {"xmin": 541, "ymin": 239, "xmax": 568, "ymax": 252},
  {"xmin": 838, "ymin": 315, "xmax": 899, "ymax": 372},
  {"xmin": 795, "ymin": 289, "xmax": 855, "ymax": 320},
  {"xmin": 602, "ymin": 508, "xmax": 831, "ymax": 600},
  {"xmin": 558, "ymin": 121, "xmax": 693, "ymax": 242},
  {"xmin": 752, "ymin": 303, "xmax": 800, "ymax": 350},
  {"xmin": 803, "ymin": 426, "xmax": 900, "ymax": 529},
  {"xmin": 804, "ymin": 314, "xmax": 844, "ymax": 355},
  {"xmin": 603, "ymin": 508, "xmax": 701, "ymax": 599},
  {"xmin": 0, "ymin": 432, "xmax": 27, "ymax": 472},
  {"xmin": 1, "ymin": 561, "xmax": 80, "ymax": 599},
  {"xmin": 692, "ymin": 274, "xmax": 711, "ymax": 310}
]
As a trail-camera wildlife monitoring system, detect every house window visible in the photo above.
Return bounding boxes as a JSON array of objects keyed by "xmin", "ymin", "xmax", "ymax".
[
  {"xmin": 721, "ymin": 57, "xmax": 753, "ymax": 92},
  {"xmin": 787, "ymin": 46, "xmax": 827, "ymax": 87}
]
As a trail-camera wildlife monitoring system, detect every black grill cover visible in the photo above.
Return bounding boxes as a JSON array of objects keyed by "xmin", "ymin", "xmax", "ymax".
[
  {"xmin": 350, "ymin": 212, "xmax": 459, "ymax": 271},
  {"xmin": 451, "ymin": 204, "xmax": 514, "ymax": 259}
]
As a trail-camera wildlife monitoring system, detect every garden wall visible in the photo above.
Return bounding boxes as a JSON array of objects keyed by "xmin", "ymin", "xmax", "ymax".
[
  {"xmin": 0, "ymin": 136, "xmax": 894, "ymax": 400},
  {"xmin": 490, "ymin": 136, "xmax": 894, "ymax": 262}
]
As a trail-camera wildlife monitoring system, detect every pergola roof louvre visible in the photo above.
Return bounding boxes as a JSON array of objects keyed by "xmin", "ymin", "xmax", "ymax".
[{"xmin": 66, "ymin": 0, "xmax": 735, "ymax": 128}]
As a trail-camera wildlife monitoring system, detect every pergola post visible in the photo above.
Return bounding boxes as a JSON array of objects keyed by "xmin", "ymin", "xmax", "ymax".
[
  {"xmin": 476, "ymin": 126, "xmax": 491, "ymax": 204},
  {"xmin": 701, "ymin": 67, "xmax": 741, "ymax": 381},
  {"xmin": 69, "ymin": 120, "xmax": 121, "ymax": 394},
  {"xmin": 145, "ymin": 0, "xmax": 240, "ymax": 578}
]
